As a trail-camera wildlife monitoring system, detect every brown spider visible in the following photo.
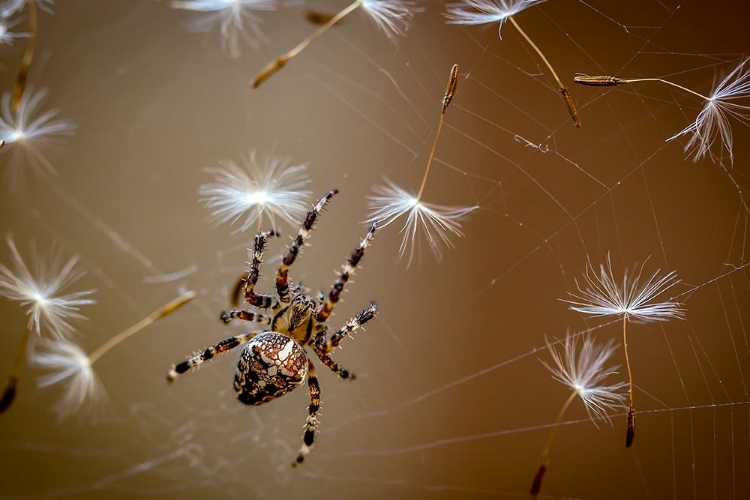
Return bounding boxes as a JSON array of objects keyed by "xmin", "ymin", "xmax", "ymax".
[{"xmin": 167, "ymin": 189, "xmax": 377, "ymax": 466}]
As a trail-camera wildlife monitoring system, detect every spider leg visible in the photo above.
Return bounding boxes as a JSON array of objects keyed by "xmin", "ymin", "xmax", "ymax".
[
  {"xmin": 167, "ymin": 331, "xmax": 261, "ymax": 383},
  {"xmin": 243, "ymin": 230, "xmax": 279, "ymax": 309},
  {"xmin": 293, "ymin": 357, "xmax": 321, "ymax": 467},
  {"xmin": 324, "ymin": 302, "xmax": 377, "ymax": 351},
  {"xmin": 312, "ymin": 302, "xmax": 377, "ymax": 379},
  {"xmin": 219, "ymin": 309, "xmax": 273, "ymax": 325},
  {"xmin": 312, "ymin": 349, "xmax": 355, "ymax": 380},
  {"xmin": 316, "ymin": 223, "xmax": 376, "ymax": 322},
  {"xmin": 276, "ymin": 189, "xmax": 338, "ymax": 304}
]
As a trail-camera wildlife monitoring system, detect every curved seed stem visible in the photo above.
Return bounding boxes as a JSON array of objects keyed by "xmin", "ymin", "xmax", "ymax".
[
  {"xmin": 622, "ymin": 314, "xmax": 637, "ymax": 447},
  {"xmin": 508, "ymin": 15, "xmax": 581, "ymax": 127},
  {"xmin": 12, "ymin": 0, "xmax": 38, "ymax": 112},
  {"xmin": 88, "ymin": 291, "xmax": 196, "ymax": 365},
  {"xmin": 531, "ymin": 390, "xmax": 578, "ymax": 496},
  {"xmin": 252, "ymin": 0, "xmax": 363, "ymax": 88}
]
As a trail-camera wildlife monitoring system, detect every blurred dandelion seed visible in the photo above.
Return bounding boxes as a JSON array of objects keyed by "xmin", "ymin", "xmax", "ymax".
[
  {"xmin": 366, "ymin": 64, "xmax": 477, "ymax": 266},
  {"xmin": 530, "ymin": 333, "xmax": 627, "ymax": 497},
  {"xmin": 575, "ymin": 59, "xmax": 750, "ymax": 166},
  {"xmin": 170, "ymin": 0, "xmax": 279, "ymax": 58},
  {"xmin": 445, "ymin": 0, "xmax": 581, "ymax": 126},
  {"xmin": 252, "ymin": 0, "xmax": 419, "ymax": 88},
  {"xmin": 0, "ymin": 0, "xmax": 53, "ymax": 18},
  {"xmin": 32, "ymin": 291, "xmax": 196, "ymax": 421},
  {"xmin": 0, "ymin": 236, "xmax": 95, "ymax": 413},
  {"xmin": 562, "ymin": 254, "xmax": 684, "ymax": 447},
  {"xmin": 0, "ymin": 88, "xmax": 77, "ymax": 188},
  {"xmin": 0, "ymin": 14, "xmax": 29, "ymax": 45},
  {"xmin": 0, "ymin": 236, "xmax": 95, "ymax": 338},
  {"xmin": 198, "ymin": 149, "xmax": 312, "ymax": 234}
]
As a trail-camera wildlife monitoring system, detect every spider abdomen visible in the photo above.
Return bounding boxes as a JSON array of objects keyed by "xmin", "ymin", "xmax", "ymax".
[{"xmin": 234, "ymin": 332, "xmax": 307, "ymax": 406}]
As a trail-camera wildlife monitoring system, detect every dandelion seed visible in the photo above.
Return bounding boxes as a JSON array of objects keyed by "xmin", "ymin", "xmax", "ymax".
[
  {"xmin": 0, "ymin": 0, "xmax": 53, "ymax": 18},
  {"xmin": 251, "ymin": 0, "xmax": 419, "ymax": 88},
  {"xmin": 575, "ymin": 59, "xmax": 750, "ymax": 166},
  {"xmin": 0, "ymin": 88, "xmax": 76, "ymax": 188},
  {"xmin": 31, "ymin": 291, "xmax": 196, "ymax": 421},
  {"xmin": 669, "ymin": 61, "xmax": 750, "ymax": 166},
  {"xmin": 0, "ymin": 14, "xmax": 29, "ymax": 45},
  {"xmin": 531, "ymin": 333, "xmax": 627, "ymax": 496},
  {"xmin": 445, "ymin": 0, "xmax": 545, "ymax": 34},
  {"xmin": 198, "ymin": 149, "xmax": 312, "ymax": 234},
  {"xmin": 445, "ymin": 0, "xmax": 580, "ymax": 126},
  {"xmin": 0, "ymin": 236, "xmax": 94, "ymax": 413},
  {"xmin": 361, "ymin": 0, "xmax": 419, "ymax": 39},
  {"xmin": 562, "ymin": 254, "xmax": 684, "ymax": 447},
  {"xmin": 563, "ymin": 254, "xmax": 684, "ymax": 323},
  {"xmin": 32, "ymin": 336, "xmax": 104, "ymax": 422},
  {"xmin": 0, "ymin": 236, "xmax": 95, "ymax": 338},
  {"xmin": 366, "ymin": 64, "xmax": 477, "ymax": 266},
  {"xmin": 367, "ymin": 179, "xmax": 477, "ymax": 266},
  {"xmin": 170, "ymin": 0, "xmax": 278, "ymax": 58}
]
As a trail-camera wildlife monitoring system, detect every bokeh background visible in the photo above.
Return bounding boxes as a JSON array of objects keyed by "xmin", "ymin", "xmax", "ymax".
[{"xmin": 1, "ymin": 0, "xmax": 750, "ymax": 498}]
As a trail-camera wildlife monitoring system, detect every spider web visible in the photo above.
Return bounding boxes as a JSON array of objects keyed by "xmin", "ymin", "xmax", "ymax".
[{"xmin": 1, "ymin": 1, "xmax": 749, "ymax": 499}]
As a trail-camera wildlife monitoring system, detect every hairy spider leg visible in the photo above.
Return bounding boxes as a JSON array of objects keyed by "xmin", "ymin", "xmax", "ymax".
[
  {"xmin": 242, "ymin": 230, "xmax": 280, "ymax": 309},
  {"xmin": 327, "ymin": 301, "xmax": 378, "ymax": 351},
  {"xmin": 294, "ymin": 357, "xmax": 321, "ymax": 467},
  {"xmin": 312, "ymin": 302, "xmax": 377, "ymax": 380},
  {"xmin": 276, "ymin": 189, "xmax": 339, "ymax": 303},
  {"xmin": 167, "ymin": 331, "xmax": 261, "ymax": 383},
  {"xmin": 316, "ymin": 222, "xmax": 376, "ymax": 322},
  {"xmin": 220, "ymin": 310, "xmax": 274, "ymax": 325},
  {"xmin": 312, "ymin": 351, "xmax": 355, "ymax": 380}
]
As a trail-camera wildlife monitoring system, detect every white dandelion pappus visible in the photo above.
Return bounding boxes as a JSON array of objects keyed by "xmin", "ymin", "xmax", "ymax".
[
  {"xmin": 361, "ymin": 0, "xmax": 420, "ymax": 39},
  {"xmin": 667, "ymin": 58, "xmax": 750, "ymax": 166},
  {"xmin": 0, "ymin": 88, "xmax": 76, "ymax": 188},
  {"xmin": 0, "ymin": 15, "xmax": 29, "ymax": 45},
  {"xmin": 170, "ymin": 0, "xmax": 278, "ymax": 58},
  {"xmin": 444, "ymin": 0, "xmax": 547, "ymax": 36},
  {"xmin": 30, "ymin": 291, "xmax": 194, "ymax": 422},
  {"xmin": 0, "ymin": 236, "xmax": 95, "ymax": 338},
  {"xmin": 198, "ymin": 149, "xmax": 312, "ymax": 233},
  {"xmin": 541, "ymin": 333, "xmax": 627, "ymax": 425},
  {"xmin": 0, "ymin": 0, "xmax": 54, "ymax": 17},
  {"xmin": 563, "ymin": 254, "xmax": 685, "ymax": 323},
  {"xmin": 31, "ymin": 337, "xmax": 105, "ymax": 422},
  {"xmin": 367, "ymin": 179, "xmax": 478, "ymax": 265}
]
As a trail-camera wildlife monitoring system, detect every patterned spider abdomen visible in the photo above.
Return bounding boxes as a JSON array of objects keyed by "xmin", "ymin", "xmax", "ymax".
[{"xmin": 234, "ymin": 332, "xmax": 307, "ymax": 406}]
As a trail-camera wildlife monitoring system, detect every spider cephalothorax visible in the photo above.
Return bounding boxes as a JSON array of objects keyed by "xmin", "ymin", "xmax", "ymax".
[{"xmin": 167, "ymin": 189, "xmax": 377, "ymax": 466}]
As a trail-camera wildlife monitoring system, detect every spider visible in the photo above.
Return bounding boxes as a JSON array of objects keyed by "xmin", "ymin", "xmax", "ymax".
[{"xmin": 167, "ymin": 189, "xmax": 377, "ymax": 466}]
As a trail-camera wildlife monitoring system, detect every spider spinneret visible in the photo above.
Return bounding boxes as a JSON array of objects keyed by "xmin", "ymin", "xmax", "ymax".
[{"xmin": 167, "ymin": 189, "xmax": 378, "ymax": 466}]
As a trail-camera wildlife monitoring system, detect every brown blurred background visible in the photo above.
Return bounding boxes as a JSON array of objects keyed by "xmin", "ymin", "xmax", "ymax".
[{"xmin": 1, "ymin": 0, "xmax": 750, "ymax": 498}]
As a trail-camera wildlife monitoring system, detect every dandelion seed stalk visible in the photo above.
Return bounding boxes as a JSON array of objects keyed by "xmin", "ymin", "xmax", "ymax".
[
  {"xmin": 416, "ymin": 63, "xmax": 459, "ymax": 202},
  {"xmin": 12, "ymin": 0, "xmax": 37, "ymax": 112},
  {"xmin": 0, "ymin": 324, "xmax": 31, "ymax": 413},
  {"xmin": 530, "ymin": 389, "xmax": 577, "ymax": 497},
  {"xmin": 507, "ymin": 15, "xmax": 580, "ymax": 127},
  {"xmin": 88, "ymin": 291, "xmax": 196, "ymax": 365},
  {"xmin": 623, "ymin": 314, "xmax": 636, "ymax": 447},
  {"xmin": 574, "ymin": 75, "xmax": 709, "ymax": 102},
  {"xmin": 252, "ymin": 0, "xmax": 363, "ymax": 88}
]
